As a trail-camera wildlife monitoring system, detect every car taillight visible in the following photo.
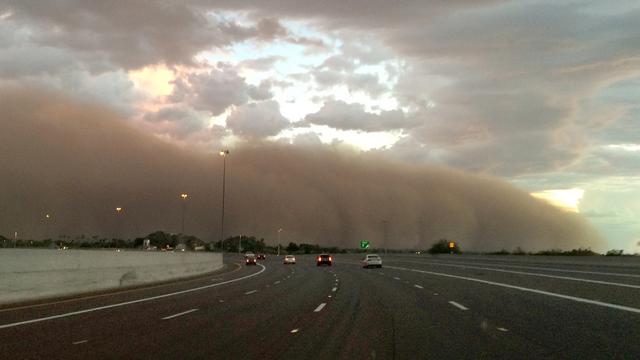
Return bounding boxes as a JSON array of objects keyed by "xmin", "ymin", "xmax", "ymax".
[
  {"xmin": 329, "ymin": 257, "xmax": 332, "ymax": 261},
  {"xmin": 317, "ymin": 257, "xmax": 321, "ymax": 261}
]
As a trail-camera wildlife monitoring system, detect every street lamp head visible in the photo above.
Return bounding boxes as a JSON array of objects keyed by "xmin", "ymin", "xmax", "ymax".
[
  {"xmin": 180, "ymin": 193, "xmax": 189, "ymax": 200},
  {"xmin": 219, "ymin": 149, "xmax": 229, "ymax": 156},
  {"xmin": 115, "ymin": 207, "xmax": 123, "ymax": 213},
  {"xmin": 45, "ymin": 213, "xmax": 51, "ymax": 219}
]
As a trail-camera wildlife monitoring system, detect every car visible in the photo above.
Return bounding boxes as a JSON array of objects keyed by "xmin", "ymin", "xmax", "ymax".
[
  {"xmin": 316, "ymin": 254, "xmax": 332, "ymax": 266},
  {"xmin": 256, "ymin": 254, "xmax": 266, "ymax": 260},
  {"xmin": 245, "ymin": 255, "xmax": 257, "ymax": 265},
  {"xmin": 283, "ymin": 255, "xmax": 296, "ymax": 264},
  {"xmin": 362, "ymin": 254, "xmax": 383, "ymax": 268}
]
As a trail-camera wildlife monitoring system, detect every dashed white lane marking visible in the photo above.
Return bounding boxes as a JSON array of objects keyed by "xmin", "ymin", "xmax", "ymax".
[
  {"xmin": 219, "ymin": 300, "xmax": 225, "ymax": 303},
  {"xmin": 332, "ymin": 287, "xmax": 338, "ymax": 292},
  {"xmin": 448, "ymin": 301, "xmax": 469, "ymax": 311},
  {"xmin": 393, "ymin": 277, "xmax": 401, "ymax": 280},
  {"xmin": 497, "ymin": 327, "xmax": 509, "ymax": 332},
  {"xmin": 434, "ymin": 293, "xmax": 439, "ymax": 296},
  {"xmin": 314, "ymin": 303, "xmax": 327, "ymax": 312},
  {"xmin": 274, "ymin": 281, "xmax": 281, "ymax": 285},
  {"xmin": 72, "ymin": 340, "xmax": 88, "ymax": 345},
  {"xmin": 414, "ymin": 284, "xmax": 424, "ymax": 289},
  {"xmin": 0, "ymin": 264, "xmax": 267, "ymax": 330},
  {"xmin": 162, "ymin": 308, "xmax": 199, "ymax": 320},
  {"xmin": 386, "ymin": 265, "xmax": 640, "ymax": 315},
  {"xmin": 328, "ymin": 295, "xmax": 332, "ymax": 298},
  {"xmin": 245, "ymin": 290, "xmax": 258, "ymax": 295},
  {"xmin": 291, "ymin": 328, "xmax": 299, "ymax": 333}
]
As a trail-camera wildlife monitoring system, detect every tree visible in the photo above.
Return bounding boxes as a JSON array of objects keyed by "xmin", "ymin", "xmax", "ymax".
[
  {"xmin": 428, "ymin": 239, "xmax": 461, "ymax": 254},
  {"xmin": 286, "ymin": 242, "xmax": 299, "ymax": 253}
]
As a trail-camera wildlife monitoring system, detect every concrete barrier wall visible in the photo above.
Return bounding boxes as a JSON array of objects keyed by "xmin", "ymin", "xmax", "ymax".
[{"xmin": 0, "ymin": 249, "xmax": 223, "ymax": 305}]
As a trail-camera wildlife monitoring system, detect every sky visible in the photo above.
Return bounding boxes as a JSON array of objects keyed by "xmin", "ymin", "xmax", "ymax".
[{"xmin": 0, "ymin": 0, "xmax": 638, "ymax": 252}]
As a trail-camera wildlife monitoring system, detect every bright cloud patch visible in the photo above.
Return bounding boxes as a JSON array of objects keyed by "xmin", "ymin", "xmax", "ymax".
[{"xmin": 531, "ymin": 188, "xmax": 585, "ymax": 213}]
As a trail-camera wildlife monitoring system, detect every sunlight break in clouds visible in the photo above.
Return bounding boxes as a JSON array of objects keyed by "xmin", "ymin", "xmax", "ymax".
[{"xmin": 531, "ymin": 188, "xmax": 585, "ymax": 213}]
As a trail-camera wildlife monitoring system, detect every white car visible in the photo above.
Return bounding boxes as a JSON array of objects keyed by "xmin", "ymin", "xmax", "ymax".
[
  {"xmin": 283, "ymin": 255, "xmax": 296, "ymax": 264},
  {"xmin": 362, "ymin": 254, "xmax": 382, "ymax": 268}
]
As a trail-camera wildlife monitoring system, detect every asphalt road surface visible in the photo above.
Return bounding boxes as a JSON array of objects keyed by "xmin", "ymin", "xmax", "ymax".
[{"xmin": 1, "ymin": 253, "xmax": 639, "ymax": 359}]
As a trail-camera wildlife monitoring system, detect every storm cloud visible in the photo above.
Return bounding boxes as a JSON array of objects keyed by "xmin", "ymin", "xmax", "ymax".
[{"xmin": 0, "ymin": 87, "xmax": 603, "ymax": 251}]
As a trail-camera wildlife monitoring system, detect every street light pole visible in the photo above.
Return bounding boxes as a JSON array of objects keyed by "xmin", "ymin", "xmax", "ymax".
[
  {"xmin": 45, "ymin": 213, "xmax": 51, "ymax": 240},
  {"xmin": 115, "ymin": 207, "xmax": 123, "ymax": 241},
  {"xmin": 219, "ymin": 150, "xmax": 229, "ymax": 251},
  {"xmin": 382, "ymin": 220, "xmax": 389, "ymax": 254},
  {"xmin": 277, "ymin": 228, "xmax": 282, "ymax": 256},
  {"xmin": 180, "ymin": 193, "xmax": 188, "ymax": 234}
]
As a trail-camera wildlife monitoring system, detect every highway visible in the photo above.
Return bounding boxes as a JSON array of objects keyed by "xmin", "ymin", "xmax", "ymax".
[{"xmin": 1, "ymin": 254, "xmax": 639, "ymax": 359}]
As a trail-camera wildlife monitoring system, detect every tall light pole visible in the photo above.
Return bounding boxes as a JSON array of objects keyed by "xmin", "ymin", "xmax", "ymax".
[
  {"xmin": 382, "ymin": 220, "xmax": 389, "ymax": 254},
  {"xmin": 219, "ymin": 150, "xmax": 229, "ymax": 251},
  {"xmin": 115, "ymin": 207, "xmax": 124, "ymax": 241},
  {"xmin": 45, "ymin": 213, "xmax": 52, "ymax": 240},
  {"xmin": 277, "ymin": 228, "xmax": 283, "ymax": 256},
  {"xmin": 180, "ymin": 193, "xmax": 188, "ymax": 234}
]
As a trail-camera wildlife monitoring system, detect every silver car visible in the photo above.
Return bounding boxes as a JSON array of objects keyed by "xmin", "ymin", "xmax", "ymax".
[{"xmin": 362, "ymin": 254, "xmax": 382, "ymax": 268}]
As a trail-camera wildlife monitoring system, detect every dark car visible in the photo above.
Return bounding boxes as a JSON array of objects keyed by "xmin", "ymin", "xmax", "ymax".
[
  {"xmin": 316, "ymin": 254, "xmax": 333, "ymax": 266},
  {"xmin": 256, "ymin": 254, "xmax": 266, "ymax": 260},
  {"xmin": 245, "ymin": 256, "xmax": 257, "ymax": 265}
]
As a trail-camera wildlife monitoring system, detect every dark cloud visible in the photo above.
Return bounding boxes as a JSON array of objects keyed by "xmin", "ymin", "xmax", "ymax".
[
  {"xmin": 0, "ymin": 86, "xmax": 603, "ymax": 251},
  {"xmin": 226, "ymin": 100, "xmax": 289, "ymax": 138},
  {"xmin": 143, "ymin": 106, "xmax": 207, "ymax": 139},
  {"xmin": 240, "ymin": 56, "xmax": 285, "ymax": 71},
  {"xmin": 175, "ymin": 66, "xmax": 251, "ymax": 116},
  {"xmin": 247, "ymin": 80, "xmax": 274, "ymax": 101},
  {"xmin": 304, "ymin": 100, "xmax": 413, "ymax": 132}
]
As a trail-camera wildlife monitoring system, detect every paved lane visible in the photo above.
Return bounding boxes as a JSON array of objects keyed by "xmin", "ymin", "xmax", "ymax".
[{"xmin": 1, "ymin": 253, "xmax": 638, "ymax": 359}]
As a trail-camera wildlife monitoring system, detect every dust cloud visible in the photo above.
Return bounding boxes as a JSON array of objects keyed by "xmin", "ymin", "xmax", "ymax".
[{"xmin": 0, "ymin": 86, "xmax": 604, "ymax": 251}]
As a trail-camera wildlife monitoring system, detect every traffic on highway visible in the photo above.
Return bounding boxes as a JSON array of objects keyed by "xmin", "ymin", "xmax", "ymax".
[{"xmin": 1, "ymin": 253, "xmax": 639, "ymax": 359}]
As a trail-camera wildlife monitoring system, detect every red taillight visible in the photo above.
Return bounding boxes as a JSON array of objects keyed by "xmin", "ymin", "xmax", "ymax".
[
  {"xmin": 329, "ymin": 257, "xmax": 333, "ymax": 261},
  {"xmin": 317, "ymin": 257, "xmax": 321, "ymax": 261}
]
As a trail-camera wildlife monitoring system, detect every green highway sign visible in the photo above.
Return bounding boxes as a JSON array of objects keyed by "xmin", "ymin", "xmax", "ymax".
[{"xmin": 360, "ymin": 241, "xmax": 370, "ymax": 249}]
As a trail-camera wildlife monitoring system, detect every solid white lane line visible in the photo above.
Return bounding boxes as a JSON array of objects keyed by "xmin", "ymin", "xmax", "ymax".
[
  {"xmin": 409, "ymin": 261, "xmax": 640, "ymax": 289},
  {"xmin": 0, "ymin": 264, "xmax": 267, "ymax": 330},
  {"xmin": 72, "ymin": 340, "xmax": 88, "ymax": 345},
  {"xmin": 414, "ymin": 284, "xmax": 424, "ymax": 289},
  {"xmin": 386, "ymin": 265, "xmax": 640, "ymax": 314},
  {"xmin": 291, "ymin": 328, "xmax": 299, "ymax": 333},
  {"xmin": 314, "ymin": 303, "xmax": 327, "ymax": 312},
  {"xmin": 332, "ymin": 287, "xmax": 337, "ymax": 292},
  {"xmin": 162, "ymin": 308, "xmax": 199, "ymax": 320},
  {"xmin": 245, "ymin": 290, "xmax": 258, "ymax": 295},
  {"xmin": 449, "ymin": 301, "xmax": 469, "ymax": 311}
]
